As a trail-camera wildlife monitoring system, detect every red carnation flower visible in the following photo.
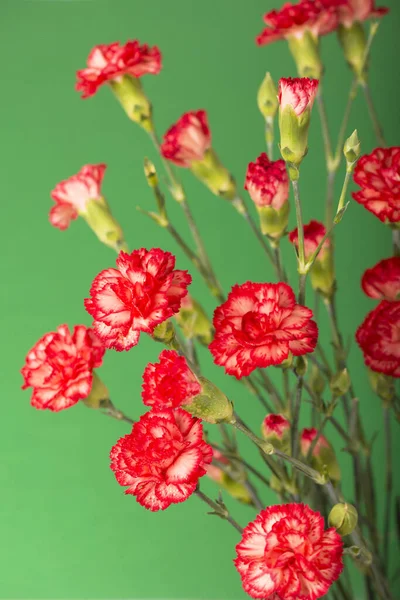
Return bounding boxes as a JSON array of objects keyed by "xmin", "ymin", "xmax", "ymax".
[
  {"xmin": 289, "ymin": 220, "xmax": 330, "ymax": 261},
  {"xmin": 235, "ymin": 503, "xmax": 343, "ymax": 600},
  {"xmin": 362, "ymin": 257, "xmax": 400, "ymax": 301},
  {"xmin": 84, "ymin": 248, "xmax": 191, "ymax": 351},
  {"xmin": 21, "ymin": 325, "xmax": 105, "ymax": 412},
  {"xmin": 110, "ymin": 408, "xmax": 212, "ymax": 511},
  {"xmin": 300, "ymin": 427, "xmax": 330, "ymax": 456},
  {"xmin": 76, "ymin": 40, "xmax": 162, "ymax": 99},
  {"xmin": 160, "ymin": 110, "xmax": 211, "ymax": 167},
  {"xmin": 356, "ymin": 300, "xmax": 400, "ymax": 377},
  {"xmin": 262, "ymin": 413, "xmax": 291, "ymax": 439},
  {"xmin": 245, "ymin": 153, "xmax": 289, "ymax": 209},
  {"xmin": 49, "ymin": 164, "xmax": 106, "ymax": 230},
  {"xmin": 141, "ymin": 349, "xmax": 201, "ymax": 409},
  {"xmin": 278, "ymin": 77, "xmax": 319, "ymax": 116},
  {"xmin": 256, "ymin": 1, "xmax": 342, "ymax": 46},
  {"xmin": 352, "ymin": 147, "xmax": 400, "ymax": 223},
  {"xmin": 209, "ymin": 282, "xmax": 318, "ymax": 379},
  {"xmin": 336, "ymin": 0, "xmax": 388, "ymax": 27}
]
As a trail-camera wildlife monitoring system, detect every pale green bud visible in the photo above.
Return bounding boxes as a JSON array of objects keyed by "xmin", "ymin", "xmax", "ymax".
[
  {"xmin": 184, "ymin": 378, "xmax": 234, "ymax": 424},
  {"xmin": 344, "ymin": 130, "xmax": 361, "ymax": 165},
  {"xmin": 329, "ymin": 503, "xmax": 358, "ymax": 536},
  {"xmin": 338, "ymin": 22, "xmax": 368, "ymax": 83},
  {"xmin": 330, "ymin": 369, "xmax": 351, "ymax": 397},
  {"xmin": 257, "ymin": 72, "xmax": 278, "ymax": 119},
  {"xmin": 190, "ymin": 149, "xmax": 236, "ymax": 200}
]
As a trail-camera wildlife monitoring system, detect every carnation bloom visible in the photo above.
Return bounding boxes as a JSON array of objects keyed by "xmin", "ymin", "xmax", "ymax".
[
  {"xmin": 76, "ymin": 40, "xmax": 162, "ymax": 99},
  {"xmin": 245, "ymin": 154, "xmax": 289, "ymax": 210},
  {"xmin": 337, "ymin": 0, "xmax": 388, "ymax": 27},
  {"xmin": 209, "ymin": 282, "xmax": 318, "ymax": 378},
  {"xmin": 160, "ymin": 110, "xmax": 211, "ymax": 167},
  {"xmin": 84, "ymin": 248, "xmax": 191, "ymax": 351},
  {"xmin": 141, "ymin": 349, "xmax": 201, "ymax": 409},
  {"xmin": 352, "ymin": 147, "xmax": 400, "ymax": 223},
  {"xmin": 300, "ymin": 427, "xmax": 330, "ymax": 456},
  {"xmin": 262, "ymin": 414, "xmax": 291, "ymax": 440},
  {"xmin": 235, "ymin": 503, "xmax": 343, "ymax": 600},
  {"xmin": 110, "ymin": 408, "xmax": 212, "ymax": 511},
  {"xmin": 50, "ymin": 164, "xmax": 106, "ymax": 230},
  {"xmin": 361, "ymin": 257, "xmax": 400, "ymax": 301},
  {"xmin": 278, "ymin": 77, "xmax": 319, "ymax": 117},
  {"xmin": 256, "ymin": 1, "xmax": 342, "ymax": 46},
  {"xmin": 289, "ymin": 220, "xmax": 330, "ymax": 261},
  {"xmin": 21, "ymin": 325, "xmax": 105, "ymax": 412},
  {"xmin": 356, "ymin": 300, "xmax": 400, "ymax": 377}
]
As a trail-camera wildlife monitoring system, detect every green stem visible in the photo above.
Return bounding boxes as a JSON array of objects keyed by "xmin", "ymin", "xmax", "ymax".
[
  {"xmin": 316, "ymin": 87, "xmax": 334, "ymax": 166},
  {"xmin": 265, "ymin": 116, "xmax": 274, "ymax": 159},
  {"xmin": 240, "ymin": 203, "xmax": 277, "ymax": 271},
  {"xmin": 393, "ymin": 229, "xmax": 400, "ymax": 257},
  {"xmin": 243, "ymin": 377, "xmax": 274, "ymax": 413},
  {"xmin": 383, "ymin": 405, "xmax": 393, "ymax": 574},
  {"xmin": 195, "ymin": 489, "xmax": 243, "ymax": 533},
  {"xmin": 103, "ymin": 401, "xmax": 135, "ymax": 425},
  {"xmin": 334, "ymin": 80, "xmax": 358, "ymax": 164},
  {"xmin": 361, "ymin": 82, "xmax": 386, "ymax": 147},
  {"xmin": 291, "ymin": 376, "xmax": 303, "ymax": 460},
  {"xmin": 291, "ymin": 178, "xmax": 306, "ymax": 271}
]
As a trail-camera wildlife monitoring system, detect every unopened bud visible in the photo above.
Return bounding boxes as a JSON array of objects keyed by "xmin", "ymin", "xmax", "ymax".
[
  {"xmin": 338, "ymin": 23, "xmax": 368, "ymax": 83},
  {"xmin": 344, "ymin": 130, "xmax": 361, "ymax": 165},
  {"xmin": 329, "ymin": 503, "xmax": 358, "ymax": 536},
  {"xmin": 368, "ymin": 369, "xmax": 395, "ymax": 403},
  {"xmin": 190, "ymin": 149, "xmax": 236, "ymax": 201},
  {"xmin": 83, "ymin": 372, "xmax": 110, "ymax": 409},
  {"xmin": 300, "ymin": 428, "xmax": 341, "ymax": 482},
  {"xmin": 257, "ymin": 72, "xmax": 278, "ymax": 119},
  {"xmin": 309, "ymin": 364, "xmax": 326, "ymax": 396},
  {"xmin": 185, "ymin": 377, "xmax": 234, "ymax": 424},
  {"xmin": 261, "ymin": 414, "xmax": 291, "ymax": 453},
  {"xmin": 83, "ymin": 197, "xmax": 127, "ymax": 252},
  {"xmin": 109, "ymin": 75, "xmax": 153, "ymax": 131},
  {"xmin": 330, "ymin": 369, "xmax": 351, "ymax": 397},
  {"xmin": 295, "ymin": 355, "xmax": 308, "ymax": 377},
  {"xmin": 144, "ymin": 158, "xmax": 158, "ymax": 188},
  {"xmin": 175, "ymin": 295, "xmax": 214, "ymax": 346}
]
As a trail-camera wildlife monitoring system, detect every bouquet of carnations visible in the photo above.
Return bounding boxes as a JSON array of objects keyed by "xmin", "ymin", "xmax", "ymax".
[{"xmin": 21, "ymin": 1, "xmax": 399, "ymax": 599}]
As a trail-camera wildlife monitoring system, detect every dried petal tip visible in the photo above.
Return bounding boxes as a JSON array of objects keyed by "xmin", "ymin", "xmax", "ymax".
[
  {"xmin": 344, "ymin": 130, "xmax": 361, "ymax": 164},
  {"xmin": 329, "ymin": 503, "xmax": 358, "ymax": 536},
  {"xmin": 257, "ymin": 72, "xmax": 278, "ymax": 119}
]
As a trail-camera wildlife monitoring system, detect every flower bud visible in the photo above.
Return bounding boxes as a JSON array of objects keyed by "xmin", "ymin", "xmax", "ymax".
[
  {"xmin": 288, "ymin": 31, "xmax": 323, "ymax": 80},
  {"xmin": 109, "ymin": 75, "xmax": 153, "ymax": 131},
  {"xmin": 175, "ymin": 294, "xmax": 214, "ymax": 346},
  {"xmin": 295, "ymin": 355, "xmax": 308, "ymax": 377},
  {"xmin": 190, "ymin": 149, "xmax": 237, "ymax": 200},
  {"xmin": 83, "ymin": 372, "xmax": 110, "ymax": 409},
  {"xmin": 184, "ymin": 377, "xmax": 234, "ymax": 424},
  {"xmin": 329, "ymin": 503, "xmax": 358, "ymax": 536},
  {"xmin": 368, "ymin": 369, "xmax": 395, "ymax": 403},
  {"xmin": 343, "ymin": 130, "xmax": 361, "ymax": 165},
  {"xmin": 84, "ymin": 197, "xmax": 127, "ymax": 251},
  {"xmin": 300, "ymin": 428, "xmax": 341, "ymax": 482},
  {"xmin": 144, "ymin": 158, "xmax": 158, "ymax": 188},
  {"xmin": 330, "ymin": 369, "xmax": 351, "ymax": 397},
  {"xmin": 309, "ymin": 364, "xmax": 326, "ymax": 396},
  {"xmin": 338, "ymin": 22, "xmax": 368, "ymax": 83},
  {"xmin": 261, "ymin": 414, "xmax": 291, "ymax": 453},
  {"xmin": 152, "ymin": 320, "xmax": 176, "ymax": 345},
  {"xmin": 257, "ymin": 72, "xmax": 278, "ymax": 119},
  {"xmin": 278, "ymin": 77, "xmax": 319, "ymax": 168},
  {"xmin": 206, "ymin": 450, "xmax": 252, "ymax": 504}
]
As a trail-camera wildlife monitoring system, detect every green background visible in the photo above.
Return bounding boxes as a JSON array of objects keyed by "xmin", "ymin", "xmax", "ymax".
[{"xmin": 1, "ymin": 1, "xmax": 399, "ymax": 598}]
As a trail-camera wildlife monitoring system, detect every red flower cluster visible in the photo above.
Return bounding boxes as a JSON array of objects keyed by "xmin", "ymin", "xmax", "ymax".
[
  {"xmin": 362, "ymin": 257, "xmax": 400, "ymax": 301},
  {"xmin": 245, "ymin": 153, "xmax": 289, "ymax": 209},
  {"xmin": 49, "ymin": 164, "xmax": 106, "ymax": 230},
  {"xmin": 21, "ymin": 325, "xmax": 105, "ymax": 412},
  {"xmin": 352, "ymin": 147, "xmax": 400, "ymax": 223},
  {"xmin": 235, "ymin": 503, "xmax": 343, "ymax": 600},
  {"xmin": 160, "ymin": 110, "xmax": 211, "ymax": 167},
  {"xmin": 84, "ymin": 248, "xmax": 191, "ymax": 351},
  {"xmin": 110, "ymin": 408, "xmax": 212, "ymax": 511},
  {"xmin": 256, "ymin": 1, "xmax": 343, "ymax": 46},
  {"xmin": 278, "ymin": 77, "xmax": 319, "ymax": 116},
  {"xmin": 289, "ymin": 220, "xmax": 330, "ymax": 261},
  {"xmin": 300, "ymin": 427, "xmax": 330, "ymax": 456},
  {"xmin": 209, "ymin": 282, "xmax": 318, "ymax": 378},
  {"xmin": 356, "ymin": 301, "xmax": 400, "ymax": 378},
  {"xmin": 76, "ymin": 40, "xmax": 162, "ymax": 98},
  {"xmin": 262, "ymin": 414, "xmax": 291, "ymax": 439},
  {"xmin": 141, "ymin": 349, "xmax": 201, "ymax": 409}
]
